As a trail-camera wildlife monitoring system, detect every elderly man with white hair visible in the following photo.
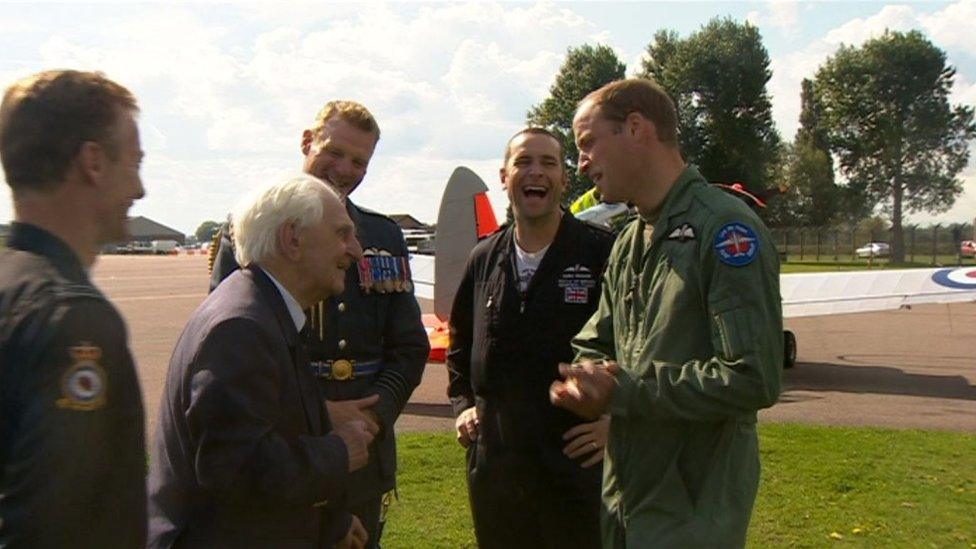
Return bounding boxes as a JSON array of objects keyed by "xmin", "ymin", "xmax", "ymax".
[{"xmin": 148, "ymin": 174, "xmax": 374, "ymax": 549}]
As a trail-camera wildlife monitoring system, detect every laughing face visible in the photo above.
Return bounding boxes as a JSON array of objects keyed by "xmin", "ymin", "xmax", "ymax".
[
  {"xmin": 300, "ymin": 190, "xmax": 363, "ymax": 301},
  {"xmin": 301, "ymin": 116, "xmax": 378, "ymax": 198},
  {"xmin": 500, "ymin": 131, "xmax": 566, "ymax": 224}
]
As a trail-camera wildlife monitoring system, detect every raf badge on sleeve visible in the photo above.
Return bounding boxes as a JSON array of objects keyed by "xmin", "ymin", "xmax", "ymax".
[
  {"xmin": 558, "ymin": 264, "xmax": 597, "ymax": 304},
  {"xmin": 57, "ymin": 342, "xmax": 107, "ymax": 411}
]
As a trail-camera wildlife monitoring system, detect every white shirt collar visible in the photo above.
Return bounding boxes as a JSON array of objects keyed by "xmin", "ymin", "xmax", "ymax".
[{"xmin": 259, "ymin": 266, "xmax": 307, "ymax": 332}]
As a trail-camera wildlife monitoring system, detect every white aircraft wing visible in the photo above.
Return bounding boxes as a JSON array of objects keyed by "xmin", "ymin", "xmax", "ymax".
[{"xmin": 781, "ymin": 267, "xmax": 976, "ymax": 318}]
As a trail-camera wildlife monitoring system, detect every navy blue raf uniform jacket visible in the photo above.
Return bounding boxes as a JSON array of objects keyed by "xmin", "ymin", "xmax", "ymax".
[
  {"xmin": 0, "ymin": 223, "xmax": 146, "ymax": 548},
  {"xmin": 447, "ymin": 213, "xmax": 613, "ymax": 494},
  {"xmin": 148, "ymin": 266, "xmax": 352, "ymax": 548},
  {"xmin": 210, "ymin": 199, "xmax": 429, "ymax": 502}
]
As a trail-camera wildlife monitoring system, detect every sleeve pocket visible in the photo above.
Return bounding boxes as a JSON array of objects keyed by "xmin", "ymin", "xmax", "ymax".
[{"xmin": 710, "ymin": 296, "xmax": 754, "ymax": 361}]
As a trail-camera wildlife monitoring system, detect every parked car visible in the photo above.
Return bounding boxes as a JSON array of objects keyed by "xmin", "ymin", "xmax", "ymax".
[
  {"xmin": 961, "ymin": 240, "xmax": 976, "ymax": 258},
  {"xmin": 855, "ymin": 242, "xmax": 890, "ymax": 258}
]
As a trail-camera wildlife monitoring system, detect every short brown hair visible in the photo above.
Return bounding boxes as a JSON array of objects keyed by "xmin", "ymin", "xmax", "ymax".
[
  {"xmin": 581, "ymin": 78, "xmax": 678, "ymax": 146},
  {"xmin": 503, "ymin": 127, "xmax": 565, "ymax": 169},
  {"xmin": 310, "ymin": 100, "xmax": 380, "ymax": 141},
  {"xmin": 0, "ymin": 70, "xmax": 138, "ymax": 192}
]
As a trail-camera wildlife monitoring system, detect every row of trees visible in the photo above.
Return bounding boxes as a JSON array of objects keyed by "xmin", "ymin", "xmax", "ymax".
[{"xmin": 528, "ymin": 19, "xmax": 975, "ymax": 263}]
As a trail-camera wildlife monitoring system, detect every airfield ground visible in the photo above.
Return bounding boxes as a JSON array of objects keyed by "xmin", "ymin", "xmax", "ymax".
[{"xmin": 90, "ymin": 254, "xmax": 976, "ymax": 437}]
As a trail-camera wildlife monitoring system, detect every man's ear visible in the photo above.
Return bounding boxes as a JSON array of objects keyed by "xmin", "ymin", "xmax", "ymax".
[
  {"xmin": 626, "ymin": 112, "xmax": 656, "ymax": 143},
  {"xmin": 76, "ymin": 141, "xmax": 105, "ymax": 186},
  {"xmin": 300, "ymin": 129, "xmax": 314, "ymax": 156},
  {"xmin": 499, "ymin": 166, "xmax": 509, "ymax": 190},
  {"xmin": 277, "ymin": 221, "xmax": 302, "ymax": 261}
]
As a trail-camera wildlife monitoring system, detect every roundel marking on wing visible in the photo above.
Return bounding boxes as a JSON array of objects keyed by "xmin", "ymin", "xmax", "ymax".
[{"xmin": 931, "ymin": 267, "xmax": 976, "ymax": 289}]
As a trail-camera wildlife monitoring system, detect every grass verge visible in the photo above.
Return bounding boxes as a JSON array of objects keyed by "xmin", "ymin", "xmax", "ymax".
[{"xmin": 385, "ymin": 425, "xmax": 976, "ymax": 548}]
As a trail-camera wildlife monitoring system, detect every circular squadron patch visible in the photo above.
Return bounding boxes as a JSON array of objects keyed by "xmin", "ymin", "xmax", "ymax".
[
  {"xmin": 931, "ymin": 267, "xmax": 976, "ymax": 289},
  {"xmin": 57, "ymin": 343, "xmax": 107, "ymax": 411},
  {"xmin": 713, "ymin": 222, "xmax": 759, "ymax": 267}
]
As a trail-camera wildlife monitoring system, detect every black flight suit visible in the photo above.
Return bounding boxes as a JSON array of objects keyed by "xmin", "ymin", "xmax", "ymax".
[
  {"xmin": 446, "ymin": 213, "xmax": 614, "ymax": 549},
  {"xmin": 210, "ymin": 199, "xmax": 429, "ymax": 547},
  {"xmin": 0, "ymin": 223, "xmax": 146, "ymax": 548}
]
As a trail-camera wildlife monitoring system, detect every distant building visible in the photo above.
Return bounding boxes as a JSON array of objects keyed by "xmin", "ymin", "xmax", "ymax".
[
  {"xmin": 389, "ymin": 214, "xmax": 430, "ymax": 231},
  {"xmin": 127, "ymin": 216, "xmax": 186, "ymax": 245}
]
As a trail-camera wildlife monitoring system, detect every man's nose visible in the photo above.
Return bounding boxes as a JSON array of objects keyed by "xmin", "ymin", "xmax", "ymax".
[
  {"xmin": 577, "ymin": 155, "xmax": 590, "ymax": 176},
  {"xmin": 348, "ymin": 235, "xmax": 363, "ymax": 261}
]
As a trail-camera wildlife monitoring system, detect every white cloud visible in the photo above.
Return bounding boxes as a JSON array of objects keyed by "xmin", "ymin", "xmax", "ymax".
[{"xmin": 746, "ymin": 1, "xmax": 800, "ymax": 30}]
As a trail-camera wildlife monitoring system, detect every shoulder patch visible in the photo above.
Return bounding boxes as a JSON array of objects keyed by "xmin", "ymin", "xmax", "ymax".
[
  {"xmin": 713, "ymin": 222, "xmax": 759, "ymax": 267},
  {"xmin": 57, "ymin": 342, "xmax": 107, "ymax": 411}
]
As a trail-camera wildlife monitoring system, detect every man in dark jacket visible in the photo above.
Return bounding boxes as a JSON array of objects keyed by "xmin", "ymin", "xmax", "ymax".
[
  {"xmin": 447, "ymin": 128, "xmax": 614, "ymax": 548},
  {"xmin": 208, "ymin": 102, "xmax": 428, "ymax": 547},
  {"xmin": 0, "ymin": 69, "xmax": 147, "ymax": 548},
  {"xmin": 148, "ymin": 175, "xmax": 375, "ymax": 548}
]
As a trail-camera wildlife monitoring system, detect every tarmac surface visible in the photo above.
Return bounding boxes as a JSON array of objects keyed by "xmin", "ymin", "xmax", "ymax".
[{"xmin": 91, "ymin": 254, "xmax": 976, "ymax": 438}]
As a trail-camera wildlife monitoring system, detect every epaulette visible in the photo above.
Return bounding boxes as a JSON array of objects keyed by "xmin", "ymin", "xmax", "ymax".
[
  {"xmin": 207, "ymin": 229, "xmax": 224, "ymax": 275},
  {"xmin": 54, "ymin": 282, "xmax": 105, "ymax": 302}
]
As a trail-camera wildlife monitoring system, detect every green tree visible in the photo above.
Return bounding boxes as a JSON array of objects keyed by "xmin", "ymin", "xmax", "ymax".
[
  {"xmin": 527, "ymin": 44, "xmax": 626, "ymax": 203},
  {"xmin": 814, "ymin": 30, "xmax": 976, "ymax": 263},
  {"xmin": 195, "ymin": 220, "xmax": 221, "ymax": 243},
  {"xmin": 639, "ymin": 18, "xmax": 782, "ymax": 192},
  {"xmin": 787, "ymin": 78, "xmax": 841, "ymax": 227}
]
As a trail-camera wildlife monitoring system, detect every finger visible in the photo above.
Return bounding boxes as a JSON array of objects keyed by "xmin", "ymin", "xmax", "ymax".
[
  {"xmin": 580, "ymin": 450, "xmax": 605, "ymax": 468},
  {"xmin": 562, "ymin": 423, "xmax": 590, "ymax": 440},
  {"xmin": 465, "ymin": 420, "xmax": 478, "ymax": 441},
  {"xmin": 558, "ymin": 362, "xmax": 573, "ymax": 378},
  {"xmin": 604, "ymin": 360, "xmax": 620, "ymax": 374},
  {"xmin": 563, "ymin": 439, "xmax": 590, "ymax": 458}
]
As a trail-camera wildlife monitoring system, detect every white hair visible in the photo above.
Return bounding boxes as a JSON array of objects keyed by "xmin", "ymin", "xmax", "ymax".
[{"xmin": 232, "ymin": 173, "xmax": 338, "ymax": 266}]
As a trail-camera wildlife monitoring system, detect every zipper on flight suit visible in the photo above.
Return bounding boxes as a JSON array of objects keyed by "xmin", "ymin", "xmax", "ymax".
[{"xmin": 713, "ymin": 312, "xmax": 733, "ymax": 358}]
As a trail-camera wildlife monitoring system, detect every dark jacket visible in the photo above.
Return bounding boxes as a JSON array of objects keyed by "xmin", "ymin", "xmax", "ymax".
[
  {"xmin": 0, "ymin": 223, "xmax": 146, "ymax": 548},
  {"xmin": 447, "ymin": 213, "xmax": 614, "ymax": 455},
  {"xmin": 210, "ymin": 199, "xmax": 428, "ymax": 502},
  {"xmin": 148, "ymin": 266, "xmax": 350, "ymax": 548}
]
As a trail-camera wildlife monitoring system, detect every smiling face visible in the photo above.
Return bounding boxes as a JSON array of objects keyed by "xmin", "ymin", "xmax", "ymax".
[
  {"xmin": 500, "ymin": 131, "xmax": 566, "ymax": 225},
  {"xmin": 94, "ymin": 109, "xmax": 145, "ymax": 244},
  {"xmin": 301, "ymin": 116, "xmax": 378, "ymax": 198},
  {"xmin": 299, "ymin": 191, "xmax": 363, "ymax": 301}
]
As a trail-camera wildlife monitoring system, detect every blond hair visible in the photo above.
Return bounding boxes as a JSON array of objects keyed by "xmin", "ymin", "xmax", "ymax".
[{"xmin": 309, "ymin": 100, "xmax": 380, "ymax": 141}]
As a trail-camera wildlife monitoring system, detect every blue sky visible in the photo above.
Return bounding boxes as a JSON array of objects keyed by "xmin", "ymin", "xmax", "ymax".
[{"xmin": 1, "ymin": 1, "xmax": 974, "ymax": 234}]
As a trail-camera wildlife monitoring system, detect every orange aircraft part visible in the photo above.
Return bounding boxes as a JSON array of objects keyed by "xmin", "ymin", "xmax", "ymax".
[
  {"xmin": 422, "ymin": 313, "xmax": 450, "ymax": 363},
  {"xmin": 474, "ymin": 192, "xmax": 499, "ymax": 238}
]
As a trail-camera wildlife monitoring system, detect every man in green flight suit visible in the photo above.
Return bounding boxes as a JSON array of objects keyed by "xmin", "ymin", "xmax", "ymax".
[{"xmin": 550, "ymin": 78, "xmax": 782, "ymax": 548}]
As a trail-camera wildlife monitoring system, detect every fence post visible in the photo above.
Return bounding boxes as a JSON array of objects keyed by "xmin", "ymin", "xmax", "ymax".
[
  {"xmin": 909, "ymin": 226, "xmax": 916, "ymax": 263},
  {"xmin": 815, "ymin": 230, "xmax": 821, "ymax": 261},
  {"xmin": 799, "ymin": 230, "xmax": 805, "ymax": 260},
  {"xmin": 850, "ymin": 228, "xmax": 857, "ymax": 260},
  {"xmin": 931, "ymin": 225, "xmax": 939, "ymax": 266}
]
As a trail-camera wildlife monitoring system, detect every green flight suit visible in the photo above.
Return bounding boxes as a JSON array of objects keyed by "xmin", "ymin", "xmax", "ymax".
[{"xmin": 572, "ymin": 165, "xmax": 782, "ymax": 548}]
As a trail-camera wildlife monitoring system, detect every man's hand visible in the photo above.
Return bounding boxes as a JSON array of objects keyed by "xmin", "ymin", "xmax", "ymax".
[
  {"xmin": 562, "ymin": 414, "xmax": 610, "ymax": 468},
  {"xmin": 332, "ymin": 420, "xmax": 375, "ymax": 472},
  {"xmin": 326, "ymin": 395, "xmax": 381, "ymax": 437},
  {"xmin": 337, "ymin": 514, "xmax": 368, "ymax": 549},
  {"xmin": 550, "ymin": 359, "xmax": 619, "ymax": 420},
  {"xmin": 454, "ymin": 406, "xmax": 479, "ymax": 448}
]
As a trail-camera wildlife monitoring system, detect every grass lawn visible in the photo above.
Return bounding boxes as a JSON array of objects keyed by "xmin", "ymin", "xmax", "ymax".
[{"xmin": 385, "ymin": 425, "xmax": 976, "ymax": 548}]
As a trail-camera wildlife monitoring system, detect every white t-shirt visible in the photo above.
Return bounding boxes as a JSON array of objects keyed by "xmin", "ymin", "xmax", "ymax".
[{"xmin": 514, "ymin": 241, "xmax": 550, "ymax": 293}]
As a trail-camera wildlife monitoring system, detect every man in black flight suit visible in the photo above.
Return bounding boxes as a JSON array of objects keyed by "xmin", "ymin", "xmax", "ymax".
[
  {"xmin": 0, "ymin": 69, "xmax": 147, "ymax": 547},
  {"xmin": 209, "ymin": 100, "xmax": 429, "ymax": 547},
  {"xmin": 447, "ymin": 128, "xmax": 614, "ymax": 548}
]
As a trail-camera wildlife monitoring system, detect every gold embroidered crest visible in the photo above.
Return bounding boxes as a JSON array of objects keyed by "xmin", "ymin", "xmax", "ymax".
[{"xmin": 56, "ymin": 342, "xmax": 107, "ymax": 411}]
